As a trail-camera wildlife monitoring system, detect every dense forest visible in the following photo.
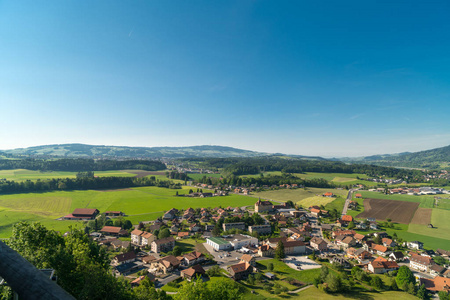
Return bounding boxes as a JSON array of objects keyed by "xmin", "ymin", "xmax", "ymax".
[
  {"xmin": 179, "ymin": 157, "xmax": 425, "ymax": 179},
  {"xmin": 0, "ymin": 175, "xmax": 181, "ymax": 194},
  {"xmin": 0, "ymin": 158, "xmax": 165, "ymax": 172}
]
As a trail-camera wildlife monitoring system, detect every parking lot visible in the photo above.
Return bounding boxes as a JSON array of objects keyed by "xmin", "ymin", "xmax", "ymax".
[{"xmin": 284, "ymin": 255, "xmax": 322, "ymax": 271}]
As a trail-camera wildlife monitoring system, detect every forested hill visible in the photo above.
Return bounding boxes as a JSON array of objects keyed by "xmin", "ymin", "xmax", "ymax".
[
  {"xmin": 1, "ymin": 143, "xmax": 328, "ymax": 160},
  {"xmin": 2, "ymin": 143, "xmax": 270, "ymax": 159},
  {"xmin": 340, "ymin": 144, "xmax": 450, "ymax": 170}
]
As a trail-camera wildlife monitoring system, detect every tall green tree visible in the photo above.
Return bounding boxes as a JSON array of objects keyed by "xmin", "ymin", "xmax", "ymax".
[
  {"xmin": 370, "ymin": 276, "xmax": 383, "ymax": 290},
  {"xmin": 158, "ymin": 228, "xmax": 171, "ymax": 239},
  {"xmin": 417, "ymin": 284, "xmax": 429, "ymax": 300},
  {"xmin": 396, "ymin": 266, "xmax": 415, "ymax": 289},
  {"xmin": 275, "ymin": 241, "xmax": 285, "ymax": 260},
  {"xmin": 438, "ymin": 291, "xmax": 449, "ymax": 300},
  {"xmin": 325, "ymin": 273, "xmax": 343, "ymax": 293}
]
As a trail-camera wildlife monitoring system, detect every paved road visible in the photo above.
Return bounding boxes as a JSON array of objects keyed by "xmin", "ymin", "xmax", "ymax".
[
  {"xmin": 158, "ymin": 272, "xmax": 180, "ymax": 286},
  {"xmin": 341, "ymin": 189, "xmax": 354, "ymax": 217},
  {"xmin": 307, "ymin": 214, "xmax": 322, "ymax": 238},
  {"xmin": 288, "ymin": 285, "xmax": 313, "ymax": 294}
]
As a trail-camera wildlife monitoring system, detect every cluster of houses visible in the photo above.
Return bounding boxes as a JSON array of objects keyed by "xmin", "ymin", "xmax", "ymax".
[
  {"xmin": 384, "ymin": 187, "xmax": 450, "ymax": 196},
  {"xmin": 110, "ymin": 248, "xmax": 208, "ymax": 279},
  {"xmin": 318, "ymin": 225, "xmax": 450, "ymax": 293},
  {"xmin": 424, "ymin": 170, "xmax": 450, "ymax": 181},
  {"xmin": 366, "ymin": 178, "xmax": 405, "ymax": 185},
  {"xmin": 75, "ymin": 195, "xmax": 450, "ymax": 295},
  {"xmin": 365, "ymin": 186, "xmax": 450, "ymax": 196}
]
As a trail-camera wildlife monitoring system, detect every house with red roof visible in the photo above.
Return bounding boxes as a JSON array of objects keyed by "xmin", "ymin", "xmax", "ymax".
[
  {"xmin": 181, "ymin": 265, "xmax": 206, "ymax": 281},
  {"xmin": 420, "ymin": 276, "xmax": 450, "ymax": 293},
  {"xmin": 341, "ymin": 215, "xmax": 353, "ymax": 224},
  {"xmin": 371, "ymin": 244, "xmax": 391, "ymax": 256},
  {"xmin": 63, "ymin": 208, "xmax": 99, "ymax": 220},
  {"xmin": 227, "ymin": 262, "xmax": 253, "ymax": 280},
  {"xmin": 100, "ymin": 226, "xmax": 128, "ymax": 237},
  {"xmin": 410, "ymin": 253, "xmax": 434, "ymax": 273},
  {"xmin": 368, "ymin": 256, "xmax": 399, "ymax": 274}
]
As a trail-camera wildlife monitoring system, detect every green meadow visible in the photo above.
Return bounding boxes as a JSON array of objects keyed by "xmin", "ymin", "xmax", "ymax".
[
  {"xmin": 0, "ymin": 186, "xmax": 257, "ymax": 238},
  {"xmin": 0, "ymin": 169, "xmax": 137, "ymax": 181},
  {"xmin": 241, "ymin": 171, "xmax": 369, "ymax": 186},
  {"xmin": 253, "ymin": 187, "xmax": 348, "ymax": 206}
]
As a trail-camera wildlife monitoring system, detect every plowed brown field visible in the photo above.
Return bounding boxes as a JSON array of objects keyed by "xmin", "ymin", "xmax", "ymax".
[
  {"xmin": 410, "ymin": 208, "xmax": 432, "ymax": 225},
  {"xmin": 357, "ymin": 198, "xmax": 419, "ymax": 224}
]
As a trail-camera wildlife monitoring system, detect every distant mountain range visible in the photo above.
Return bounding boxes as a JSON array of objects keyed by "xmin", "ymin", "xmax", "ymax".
[
  {"xmin": 0, "ymin": 143, "xmax": 321, "ymax": 160},
  {"xmin": 2, "ymin": 143, "xmax": 449, "ymax": 169},
  {"xmin": 340, "ymin": 145, "xmax": 450, "ymax": 169}
]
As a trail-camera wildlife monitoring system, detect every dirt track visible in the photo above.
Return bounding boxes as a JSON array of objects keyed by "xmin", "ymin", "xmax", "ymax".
[
  {"xmin": 410, "ymin": 208, "xmax": 432, "ymax": 225},
  {"xmin": 357, "ymin": 198, "xmax": 419, "ymax": 224}
]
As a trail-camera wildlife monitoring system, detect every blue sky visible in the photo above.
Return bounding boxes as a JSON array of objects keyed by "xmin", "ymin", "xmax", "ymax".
[{"xmin": 1, "ymin": 1, "xmax": 450, "ymax": 156}]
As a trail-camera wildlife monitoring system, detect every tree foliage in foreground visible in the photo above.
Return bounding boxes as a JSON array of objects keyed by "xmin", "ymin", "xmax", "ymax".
[
  {"xmin": 5, "ymin": 222, "xmax": 167, "ymax": 300},
  {"xmin": 174, "ymin": 277, "xmax": 241, "ymax": 300}
]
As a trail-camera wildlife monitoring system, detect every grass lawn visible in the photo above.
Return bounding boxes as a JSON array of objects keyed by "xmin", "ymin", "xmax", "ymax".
[
  {"xmin": 291, "ymin": 286, "xmax": 418, "ymax": 300},
  {"xmin": 175, "ymin": 238, "xmax": 206, "ymax": 254},
  {"xmin": 324, "ymin": 197, "xmax": 346, "ymax": 213},
  {"xmin": 253, "ymin": 188, "xmax": 348, "ymax": 204},
  {"xmin": 0, "ymin": 186, "xmax": 256, "ymax": 238},
  {"xmin": 297, "ymin": 196, "xmax": 336, "ymax": 209},
  {"xmin": 346, "ymin": 197, "xmax": 365, "ymax": 217},
  {"xmin": 256, "ymin": 259, "xmax": 324, "ymax": 284}
]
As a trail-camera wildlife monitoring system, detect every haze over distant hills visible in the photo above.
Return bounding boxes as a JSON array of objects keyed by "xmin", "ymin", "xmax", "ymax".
[{"xmin": 2, "ymin": 143, "xmax": 450, "ymax": 170}]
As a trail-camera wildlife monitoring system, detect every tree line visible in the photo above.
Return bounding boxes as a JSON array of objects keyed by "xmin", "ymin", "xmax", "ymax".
[
  {"xmin": 0, "ymin": 158, "xmax": 165, "ymax": 172},
  {"xmin": 177, "ymin": 157, "xmax": 426, "ymax": 179},
  {"xmin": 198, "ymin": 173, "xmax": 335, "ymax": 189},
  {"xmin": 0, "ymin": 176, "xmax": 181, "ymax": 194}
]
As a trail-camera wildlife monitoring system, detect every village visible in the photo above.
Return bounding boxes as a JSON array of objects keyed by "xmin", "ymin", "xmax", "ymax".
[{"xmin": 62, "ymin": 191, "xmax": 450, "ymax": 297}]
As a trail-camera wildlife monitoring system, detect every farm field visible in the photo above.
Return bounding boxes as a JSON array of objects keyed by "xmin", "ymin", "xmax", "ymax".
[
  {"xmin": 241, "ymin": 171, "xmax": 368, "ymax": 186},
  {"xmin": 436, "ymin": 197, "xmax": 450, "ymax": 210},
  {"xmin": 408, "ymin": 209, "xmax": 450, "ymax": 241},
  {"xmin": 0, "ymin": 169, "xmax": 139, "ymax": 181},
  {"xmin": 358, "ymin": 191, "xmax": 435, "ymax": 208},
  {"xmin": 356, "ymin": 198, "xmax": 420, "ymax": 224},
  {"xmin": 253, "ymin": 187, "xmax": 348, "ymax": 204},
  {"xmin": 0, "ymin": 186, "xmax": 256, "ymax": 238},
  {"xmin": 351, "ymin": 191, "xmax": 450, "ymax": 250},
  {"xmin": 410, "ymin": 208, "xmax": 432, "ymax": 225}
]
